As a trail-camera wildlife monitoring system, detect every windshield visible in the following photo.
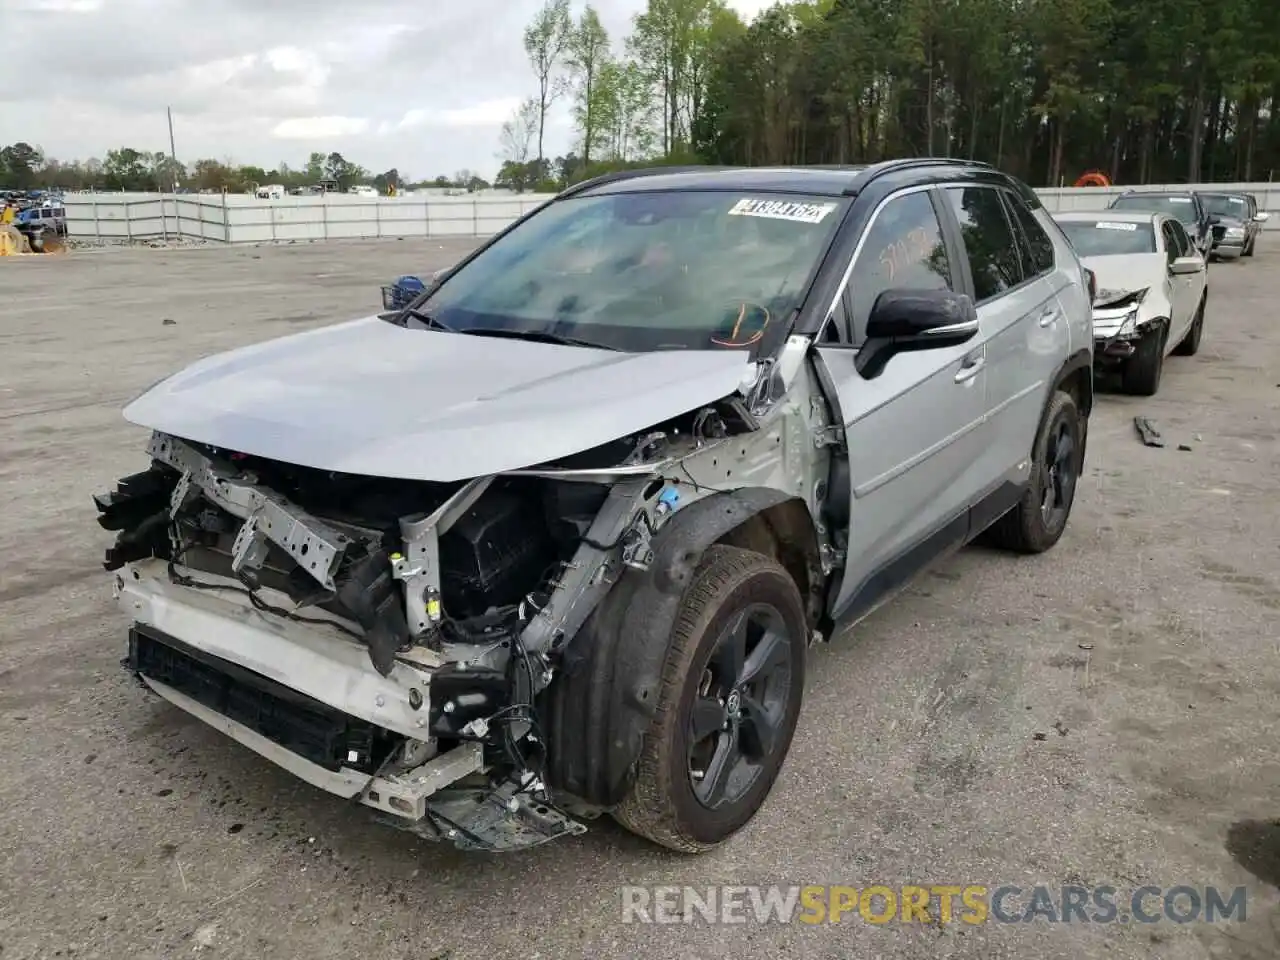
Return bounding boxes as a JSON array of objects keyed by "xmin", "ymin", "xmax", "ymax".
[
  {"xmin": 1058, "ymin": 219, "xmax": 1156, "ymax": 256},
  {"xmin": 1110, "ymin": 195, "xmax": 1198, "ymax": 226},
  {"xmin": 1199, "ymin": 194, "xmax": 1249, "ymax": 219},
  {"xmin": 415, "ymin": 190, "xmax": 847, "ymax": 352}
]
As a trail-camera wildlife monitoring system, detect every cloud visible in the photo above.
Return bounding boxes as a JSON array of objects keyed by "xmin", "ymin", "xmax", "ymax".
[
  {"xmin": 12, "ymin": 0, "xmax": 103, "ymax": 10},
  {"xmin": 438, "ymin": 99, "xmax": 525, "ymax": 127},
  {"xmin": 271, "ymin": 116, "xmax": 370, "ymax": 139},
  {"xmin": 5, "ymin": 0, "xmax": 772, "ymax": 179}
]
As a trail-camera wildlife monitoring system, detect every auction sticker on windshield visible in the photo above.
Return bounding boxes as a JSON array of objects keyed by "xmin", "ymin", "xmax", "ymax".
[
  {"xmin": 728, "ymin": 198, "xmax": 838, "ymax": 224},
  {"xmin": 1095, "ymin": 221, "xmax": 1139, "ymax": 230}
]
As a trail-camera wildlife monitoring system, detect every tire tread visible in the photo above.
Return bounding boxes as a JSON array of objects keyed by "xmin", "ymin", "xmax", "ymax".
[{"xmin": 612, "ymin": 545, "xmax": 802, "ymax": 853}]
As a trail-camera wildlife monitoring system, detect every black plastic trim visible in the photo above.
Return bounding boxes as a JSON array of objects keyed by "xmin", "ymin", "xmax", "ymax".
[
  {"xmin": 830, "ymin": 480, "xmax": 1024, "ymax": 626},
  {"xmin": 127, "ymin": 624, "xmax": 396, "ymax": 774}
]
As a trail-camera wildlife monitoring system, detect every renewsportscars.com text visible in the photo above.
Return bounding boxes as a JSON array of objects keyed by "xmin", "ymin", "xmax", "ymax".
[{"xmin": 620, "ymin": 884, "xmax": 1248, "ymax": 925}]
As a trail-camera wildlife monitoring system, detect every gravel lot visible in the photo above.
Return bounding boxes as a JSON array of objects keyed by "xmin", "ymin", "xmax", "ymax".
[{"xmin": 2, "ymin": 238, "xmax": 1279, "ymax": 960}]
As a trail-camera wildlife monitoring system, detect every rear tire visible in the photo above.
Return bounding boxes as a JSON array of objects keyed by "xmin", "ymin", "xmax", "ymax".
[
  {"xmin": 984, "ymin": 390, "xmax": 1082, "ymax": 555},
  {"xmin": 1120, "ymin": 324, "xmax": 1166, "ymax": 396},
  {"xmin": 612, "ymin": 546, "xmax": 806, "ymax": 853},
  {"xmin": 1173, "ymin": 297, "xmax": 1205, "ymax": 356}
]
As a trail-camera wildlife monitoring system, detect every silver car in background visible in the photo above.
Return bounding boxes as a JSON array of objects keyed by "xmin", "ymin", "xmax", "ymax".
[
  {"xmin": 1055, "ymin": 211, "xmax": 1208, "ymax": 396},
  {"xmin": 1198, "ymin": 191, "xmax": 1268, "ymax": 258}
]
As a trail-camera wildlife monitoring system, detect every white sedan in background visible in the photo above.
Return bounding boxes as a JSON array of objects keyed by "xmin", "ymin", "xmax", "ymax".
[{"xmin": 1054, "ymin": 210, "xmax": 1208, "ymax": 397}]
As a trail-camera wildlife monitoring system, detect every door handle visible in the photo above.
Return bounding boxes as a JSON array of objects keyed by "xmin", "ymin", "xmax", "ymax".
[
  {"xmin": 1038, "ymin": 306, "xmax": 1059, "ymax": 327},
  {"xmin": 954, "ymin": 355, "xmax": 985, "ymax": 383}
]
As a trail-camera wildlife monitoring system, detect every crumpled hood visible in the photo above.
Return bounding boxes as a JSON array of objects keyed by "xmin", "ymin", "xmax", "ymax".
[
  {"xmin": 124, "ymin": 316, "xmax": 755, "ymax": 482},
  {"xmin": 1080, "ymin": 253, "xmax": 1166, "ymax": 306}
]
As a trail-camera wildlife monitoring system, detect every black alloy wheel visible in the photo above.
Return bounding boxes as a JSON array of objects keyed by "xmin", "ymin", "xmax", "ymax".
[{"xmin": 686, "ymin": 603, "xmax": 794, "ymax": 810}]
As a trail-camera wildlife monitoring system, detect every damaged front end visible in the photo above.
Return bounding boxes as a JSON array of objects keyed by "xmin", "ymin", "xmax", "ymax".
[
  {"xmin": 1091, "ymin": 286, "xmax": 1153, "ymax": 363},
  {"xmin": 95, "ymin": 365, "xmax": 818, "ymax": 851}
]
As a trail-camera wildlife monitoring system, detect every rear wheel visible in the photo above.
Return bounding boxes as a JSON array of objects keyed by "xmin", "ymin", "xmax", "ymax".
[
  {"xmin": 1121, "ymin": 324, "xmax": 1166, "ymax": 396},
  {"xmin": 613, "ymin": 546, "xmax": 806, "ymax": 852},
  {"xmin": 985, "ymin": 390, "xmax": 1082, "ymax": 555}
]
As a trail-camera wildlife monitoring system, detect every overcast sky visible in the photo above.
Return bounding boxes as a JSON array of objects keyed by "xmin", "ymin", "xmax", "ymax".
[{"xmin": 2, "ymin": 0, "xmax": 773, "ymax": 180}]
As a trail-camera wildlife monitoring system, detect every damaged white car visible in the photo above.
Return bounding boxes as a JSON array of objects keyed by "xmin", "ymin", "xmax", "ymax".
[
  {"xmin": 1055, "ymin": 210, "xmax": 1208, "ymax": 397},
  {"xmin": 98, "ymin": 161, "xmax": 1093, "ymax": 852}
]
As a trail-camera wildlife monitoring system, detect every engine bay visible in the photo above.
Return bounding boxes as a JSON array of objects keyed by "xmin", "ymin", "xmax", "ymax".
[{"xmin": 95, "ymin": 442, "xmax": 614, "ymax": 662}]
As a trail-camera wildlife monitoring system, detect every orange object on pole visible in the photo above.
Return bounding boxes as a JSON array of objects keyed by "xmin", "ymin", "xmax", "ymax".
[{"xmin": 1074, "ymin": 171, "xmax": 1112, "ymax": 187}]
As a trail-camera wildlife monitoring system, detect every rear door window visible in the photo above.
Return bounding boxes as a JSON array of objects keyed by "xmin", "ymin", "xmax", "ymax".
[
  {"xmin": 944, "ymin": 186, "xmax": 1024, "ymax": 302},
  {"xmin": 1003, "ymin": 192, "xmax": 1054, "ymax": 278}
]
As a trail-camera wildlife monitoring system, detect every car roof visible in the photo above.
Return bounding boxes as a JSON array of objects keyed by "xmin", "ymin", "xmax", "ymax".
[
  {"xmin": 1114, "ymin": 190, "xmax": 1196, "ymax": 199},
  {"xmin": 1056, "ymin": 210, "xmax": 1159, "ymax": 224},
  {"xmin": 567, "ymin": 159, "xmax": 1008, "ymax": 200}
]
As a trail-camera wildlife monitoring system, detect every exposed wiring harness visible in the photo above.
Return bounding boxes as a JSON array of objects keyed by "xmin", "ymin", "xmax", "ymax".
[
  {"xmin": 164, "ymin": 544, "xmax": 365, "ymax": 641},
  {"xmin": 488, "ymin": 629, "xmax": 549, "ymax": 798}
]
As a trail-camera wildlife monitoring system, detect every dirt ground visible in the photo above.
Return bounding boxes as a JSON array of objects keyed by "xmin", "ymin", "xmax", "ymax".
[{"xmin": 1, "ymin": 238, "xmax": 1278, "ymax": 960}]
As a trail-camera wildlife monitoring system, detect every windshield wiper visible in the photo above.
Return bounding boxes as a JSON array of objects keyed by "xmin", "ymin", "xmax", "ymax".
[
  {"xmin": 400, "ymin": 306, "xmax": 456, "ymax": 333},
  {"xmin": 456, "ymin": 327, "xmax": 620, "ymax": 351}
]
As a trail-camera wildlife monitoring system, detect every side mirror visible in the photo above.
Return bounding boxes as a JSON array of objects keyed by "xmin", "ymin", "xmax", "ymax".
[
  {"xmin": 1255, "ymin": 211, "xmax": 1270, "ymax": 223},
  {"xmin": 865, "ymin": 289, "xmax": 979, "ymax": 342},
  {"xmin": 857, "ymin": 289, "xmax": 979, "ymax": 379},
  {"xmin": 1206, "ymin": 213, "xmax": 1223, "ymax": 225},
  {"xmin": 1169, "ymin": 255, "xmax": 1205, "ymax": 275}
]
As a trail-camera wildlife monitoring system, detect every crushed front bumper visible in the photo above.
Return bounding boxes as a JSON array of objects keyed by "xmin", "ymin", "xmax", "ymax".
[
  {"xmin": 115, "ymin": 559, "xmax": 586, "ymax": 849},
  {"xmin": 1092, "ymin": 305, "xmax": 1152, "ymax": 362}
]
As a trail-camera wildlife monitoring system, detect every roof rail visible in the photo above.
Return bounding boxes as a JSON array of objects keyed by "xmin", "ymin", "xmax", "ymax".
[
  {"xmin": 556, "ymin": 165, "xmax": 731, "ymax": 200},
  {"xmin": 843, "ymin": 157, "xmax": 994, "ymax": 195}
]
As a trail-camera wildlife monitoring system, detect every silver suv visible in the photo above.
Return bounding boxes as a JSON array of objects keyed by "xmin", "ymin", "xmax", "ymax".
[{"xmin": 96, "ymin": 159, "xmax": 1093, "ymax": 855}]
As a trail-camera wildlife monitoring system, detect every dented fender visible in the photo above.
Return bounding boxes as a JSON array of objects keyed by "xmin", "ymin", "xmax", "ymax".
[{"xmin": 543, "ymin": 487, "xmax": 821, "ymax": 808}]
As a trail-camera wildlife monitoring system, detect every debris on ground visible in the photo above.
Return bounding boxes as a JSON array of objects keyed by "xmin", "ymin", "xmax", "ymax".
[
  {"xmin": 1177, "ymin": 443, "xmax": 1193, "ymax": 452},
  {"xmin": 191, "ymin": 922, "xmax": 218, "ymax": 951},
  {"xmin": 1054, "ymin": 720, "xmax": 1070, "ymax": 736},
  {"xmin": 1134, "ymin": 416, "xmax": 1165, "ymax": 447},
  {"xmin": 1033, "ymin": 732, "xmax": 1048, "ymax": 741},
  {"xmin": 64, "ymin": 236, "xmax": 212, "ymax": 251}
]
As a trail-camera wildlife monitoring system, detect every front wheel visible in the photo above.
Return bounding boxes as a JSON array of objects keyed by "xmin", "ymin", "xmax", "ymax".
[
  {"xmin": 984, "ymin": 390, "xmax": 1083, "ymax": 554},
  {"xmin": 613, "ymin": 546, "xmax": 807, "ymax": 852},
  {"xmin": 1120, "ymin": 324, "xmax": 1166, "ymax": 396},
  {"xmin": 1173, "ymin": 297, "xmax": 1205, "ymax": 356}
]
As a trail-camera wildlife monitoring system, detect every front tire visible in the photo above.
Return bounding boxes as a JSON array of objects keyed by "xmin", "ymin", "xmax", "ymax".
[
  {"xmin": 1120, "ymin": 324, "xmax": 1166, "ymax": 396},
  {"xmin": 1173, "ymin": 297, "xmax": 1205, "ymax": 356},
  {"xmin": 613, "ymin": 546, "xmax": 806, "ymax": 853},
  {"xmin": 985, "ymin": 390, "xmax": 1083, "ymax": 555}
]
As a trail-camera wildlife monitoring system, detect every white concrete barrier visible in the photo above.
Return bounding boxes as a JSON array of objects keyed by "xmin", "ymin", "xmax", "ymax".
[
  {"xmin": 63, "ymin": 181, "xmax": 1280, "ymax": 244},
  {"xmin": 63, "ymin": 192, "xmax": 557, "ymax": 244}
]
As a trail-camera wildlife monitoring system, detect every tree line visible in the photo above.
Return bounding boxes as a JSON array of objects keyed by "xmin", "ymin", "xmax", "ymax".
[
  {"xmin": 501, "ymin": 0, "xmax": 1280, "ymax": 190},
  {"xmin": 0, "ymin": 144, "xmax": 494, "ymax": 195}
]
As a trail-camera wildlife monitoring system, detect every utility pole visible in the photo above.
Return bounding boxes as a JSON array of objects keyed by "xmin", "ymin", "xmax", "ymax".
[{"xmin": 167, "ymin": 106, "xmax": 179, "ymax": 192}]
